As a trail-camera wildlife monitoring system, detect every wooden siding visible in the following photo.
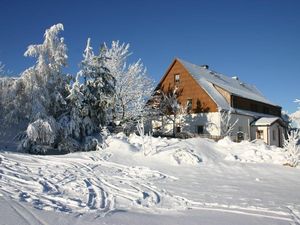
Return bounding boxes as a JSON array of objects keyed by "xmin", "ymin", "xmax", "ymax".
[
  {"xmin": 158, "ymin": 60, "xmax": 218, "ymax": 113},
  {"xmin": 232, "ymin": 95, "xmax": 281, "ymax": 117}
]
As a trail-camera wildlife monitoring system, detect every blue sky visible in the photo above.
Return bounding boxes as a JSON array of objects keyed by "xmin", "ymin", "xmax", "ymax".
[{"xmin": 0, "ymin": 0, "xmax": 299, "ymax": 113}]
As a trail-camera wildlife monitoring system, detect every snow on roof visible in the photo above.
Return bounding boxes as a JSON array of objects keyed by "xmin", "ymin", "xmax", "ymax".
[
  {"xmin": 251, "ymin": 117, "xmax": 281, "ymax": 126},
  {"xmin": 178, "ymin": 59, "xmax": 278, "ymax": 110}
]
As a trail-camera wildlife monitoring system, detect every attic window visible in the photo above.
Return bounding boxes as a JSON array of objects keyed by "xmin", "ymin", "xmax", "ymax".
[{"xmin": 174, "ymin": 74, "xmax": 180, "ymax": 84}]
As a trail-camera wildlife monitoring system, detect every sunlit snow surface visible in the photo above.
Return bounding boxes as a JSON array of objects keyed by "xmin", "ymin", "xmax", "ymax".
[{"xmin": 0, "ymin": 134, "xmax": 300, "ymax": 225}]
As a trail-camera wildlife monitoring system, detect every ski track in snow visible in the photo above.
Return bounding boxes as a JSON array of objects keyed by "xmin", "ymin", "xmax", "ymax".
[
  {"xmin": 0, "ymin": 150, "xmax": 299, "ymax": 223},
  {"xmin": 0, "ymin": 152, "xmax": 188, "ymax": 217},
  {"xmin": 3, "ymin": 194, "xmax": 49, "ymax": 225}
]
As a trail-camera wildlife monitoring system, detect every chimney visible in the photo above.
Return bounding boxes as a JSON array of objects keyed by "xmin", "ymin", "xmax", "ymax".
[
  {"xmin": 200, "ymin": 65, "xmax": 209, "ymax": 69},
  {"xmin": 232, "ymin": 76, "xmax": 239, "ymax": 80}
]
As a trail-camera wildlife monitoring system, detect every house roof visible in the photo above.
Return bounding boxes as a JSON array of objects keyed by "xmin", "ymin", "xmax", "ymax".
[
  {"xmin": 251, "ymin": 117, "xmax": 282, "ymax": 126},
  {"xmin": 177, "ymin": 58, "xmax": 279, "ymax": 110}
]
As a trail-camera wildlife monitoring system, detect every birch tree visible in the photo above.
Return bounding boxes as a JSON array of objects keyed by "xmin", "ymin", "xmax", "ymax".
[
  {"xmin": 150, "ymin": 88, "xmax": 186, "ymax": 137},
  {"xmin": 219, "ymin": 108, "xmax": 239, "ymax": 137}
]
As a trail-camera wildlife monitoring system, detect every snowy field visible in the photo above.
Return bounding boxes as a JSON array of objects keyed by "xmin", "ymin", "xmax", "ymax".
[{"xmin": 1, "ymin": 134, "xmax": 300, "ymax": 225}]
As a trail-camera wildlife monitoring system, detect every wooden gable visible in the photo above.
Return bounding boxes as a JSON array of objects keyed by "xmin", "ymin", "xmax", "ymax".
[{"xmin": 157, "ymin": 59, "xmax": 218, "ymax": 113}]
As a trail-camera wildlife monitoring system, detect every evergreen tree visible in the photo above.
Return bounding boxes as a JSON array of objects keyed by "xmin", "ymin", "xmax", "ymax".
[{"xmin": 58, "ymin": 38, "xmax": 115, "ymax": 152}]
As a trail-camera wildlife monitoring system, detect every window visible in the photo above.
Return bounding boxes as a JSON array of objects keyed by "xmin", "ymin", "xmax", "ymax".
[
  {"xmin": 263, "ymin": 107, "xmax": 270, "ymax": 114},
  {"xmin": 251, "ymin": 103, "xmax": 258, "ymax": 112},
  {"xmin": 232, "ymin": 97, "xmax": 238, "ymax": 108},
  {"xmin": 197, "ymin": 125, "xmax": 204, "ymax": 134},
  {"xmin": 237, "ymin": 131, "xmax": 244, "ymax": 142},
  {"xmin": 186, "ymin": 99, "xmax": 192, "ymax": 113},
  {"xmin": 257, "ymin": 130, "xmax": 264, "ymax": 139},
  {"xmin": 176, "ymin": 126, "xmax": 181, "ymax": 133},
  {"xmin": 174, "ymin": 74, "xmax": 180, "ymax": 84},
  {"xmin": 272, "ymin": 130, "xmax": 276, "ymax": 141}
]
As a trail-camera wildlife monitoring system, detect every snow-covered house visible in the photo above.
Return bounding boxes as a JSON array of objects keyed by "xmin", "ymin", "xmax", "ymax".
[{"xmin": 149, "ymin": 58, "xmax": 286, "ymax": 147}]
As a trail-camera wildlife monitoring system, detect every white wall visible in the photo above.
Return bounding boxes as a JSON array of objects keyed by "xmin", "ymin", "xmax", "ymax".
[
  {"xmin": 151, "ymin": 112, "xmax": 221, "ymax": 136},
  {"xmin": 182, "ymin": 112, "xmax": 221, "ymax": 136},
  {"xmin": 149, "ymin": 112, "xmax": 284, "ymax": 147}
]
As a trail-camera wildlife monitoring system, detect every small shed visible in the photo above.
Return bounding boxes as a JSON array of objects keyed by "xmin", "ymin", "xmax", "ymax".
[{"xmin": 251, "ymin": 117, "xmax": 286, "ymax": 147}]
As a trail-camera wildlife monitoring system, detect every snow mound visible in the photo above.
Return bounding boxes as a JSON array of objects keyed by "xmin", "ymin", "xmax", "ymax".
[
  {"xmin": 107, "ymin": 134, "xmax": 278, "ymax": 166},
  {"xmin": 172, "ymin": 148, "xmax": 202, "ymax": 165},
  {"xmin": 124, "ymin": 134, "xmax": 203, "ymax": 166},
  {"xmin": 217, "ymin": 137, "xmax": 286, "ymax": 164}
]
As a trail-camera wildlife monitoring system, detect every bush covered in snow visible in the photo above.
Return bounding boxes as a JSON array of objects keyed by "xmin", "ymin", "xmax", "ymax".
[{"xmin": 282, "ymin": 130, "xmax": 300, "ymax": 167}]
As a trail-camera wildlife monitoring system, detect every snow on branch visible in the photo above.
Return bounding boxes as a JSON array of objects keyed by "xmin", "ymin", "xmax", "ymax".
[
  {"xmin": 26, "ymin": 117, "xmax": 58, "ymax": 145},
  {"xmin": 219, "ymin": 108, "xmax": 239, "ymax": 137},
  {"xmin": 149, "ymin": 87, "xmax": 187, "ymax": 137},
  {"xmin": 104, "ymin": 40, "xmax": 154, "ymax": 124},
  {"xmin": 24, "ymin": 23, "xmax": 67, "ymax": 73}
]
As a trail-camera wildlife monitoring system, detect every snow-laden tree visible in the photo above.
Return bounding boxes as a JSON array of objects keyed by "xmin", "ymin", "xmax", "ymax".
[
  {"xmin": 22, "ymin": 23, "xmax": 68, "ymax": 118},
  {"xmin": 104, "ymin": 41, "xmax": 154, "ymax": 125},
  {"xmin": 56, "ymin": 38, "xmax": 115, "ymax": 152},
  {"xmin": 283, "ymin": 129, "xmax": 300, "ymax": 167},
  {"xmin": 79, "ymin": 40, "xmax": 116, "ymax": 128},
  {"xmin": 219, "ymin": 108, "xmax": 239, "ymax": 137},
  {"xmin": 17, "ymin": 24, "xmax": 70, "ymax": 153},
  {"xmin": 27, "ymin": 118, "xmax": 57, "ymax": 144},
  {"xmin": 0, "ymin": 62, "xmax": 25, "ymax": 129},
  {"xmin": 63, "ymin": 75, "xmax": 88, "ymax": 139},
  {"xmin": 149, "ymin": 87, "xmax": 186, "ymax": 137},
  {"xmin": 1, "ymin": 24, "xmax": 69, "ymax": 131}
]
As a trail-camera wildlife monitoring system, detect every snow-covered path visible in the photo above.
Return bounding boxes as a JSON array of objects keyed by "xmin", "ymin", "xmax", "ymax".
[{"xmin": 1, "ymin": 136, "xmax": 300, "ymax": 225}]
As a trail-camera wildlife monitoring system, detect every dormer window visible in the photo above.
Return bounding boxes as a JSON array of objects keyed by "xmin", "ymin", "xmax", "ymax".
[{"xmin": 174, "ymin": 74, "xmax": 180, "ymax": 84}]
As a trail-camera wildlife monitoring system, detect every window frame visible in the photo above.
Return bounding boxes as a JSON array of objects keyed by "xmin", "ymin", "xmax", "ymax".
[
  {"xmin": 174, "ymin": 73, "xmax": 180, "ymax": 84},
  {"xmin": 257, "ymin": 130, "xmax": 264, "ymax": 139}
]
